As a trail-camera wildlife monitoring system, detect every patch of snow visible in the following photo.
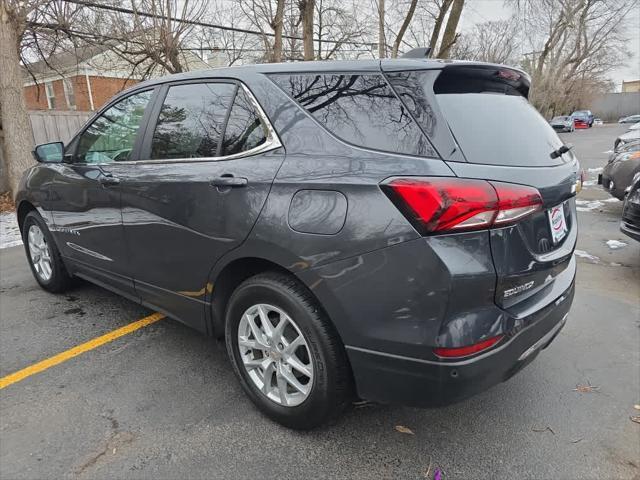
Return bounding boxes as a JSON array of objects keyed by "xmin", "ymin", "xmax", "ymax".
[
  {"xmin": 603, "ymin": 150, "xmax": 613, "ymax": 154},
  {"xmin": 606, "ymin": 239, "xmax": 627, "ymax": 250},
  {"xmin": 610, "ymin": 262, "xmax": 622, "ymax": 267},
  {"xmin": 587, "ymin": 167, "xmax": 603, "ymax": 174},
  {"xmin": 0, "ymin": 212, "xmax": 22, "ymax": 249},
  {"xmin": 576, "ymin": 200, "xmax": 604, "ymax": 212},
  {"xmin": 582, "ymin": 180, "xmax": 597, "ymax": 187},
  {"xmin": 574, "ymin": 249, "xmax": 600, "ymax": 262},
  {"xmin": 603, "ymin": 197, "xmax": 620, "ymax": 203}
]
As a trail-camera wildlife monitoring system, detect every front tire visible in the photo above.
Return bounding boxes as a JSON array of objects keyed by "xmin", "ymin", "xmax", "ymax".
[
  {"xmin": 225, "ymin": 272, "xmax": 352, "ymax": 429},
  {"xmin": 22, "ymin": 211, "xmax": 72, "ymax": 293}
]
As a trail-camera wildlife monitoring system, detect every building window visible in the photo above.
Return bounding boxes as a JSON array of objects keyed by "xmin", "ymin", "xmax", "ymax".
[
  {"xmin": 63, "ymin": 78, "xmax": 76, "ymax": 109},
  {"xmin": 45, "ymin": 81, "xmax": 56, "ymax": 109}
]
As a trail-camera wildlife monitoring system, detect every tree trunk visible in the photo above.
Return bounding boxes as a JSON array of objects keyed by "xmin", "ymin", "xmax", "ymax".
[
  {"xmin": 429, "ymin": 0, "xmax": 452, "ymax": 53},
  {"xmin": 0, "ymin": 4, "xmax": 33, "ymax": 198},
  {"xmin": 377, "ymin": 0, "xmax": 385, "ymax": 58},
  {"xmin": 301, "ymin": 0, "xmax": 315, "ymax": 60},
  {"xmin": 391, "ymin": 0, "xmax": 419, "ymax": 58},
  {"xmin": 437, "ymin": 0, "xmax": 464, "ymax": 58},
  {"xmin": 272, "ymin": 0, "xmax": 286, "ymax": 62}
]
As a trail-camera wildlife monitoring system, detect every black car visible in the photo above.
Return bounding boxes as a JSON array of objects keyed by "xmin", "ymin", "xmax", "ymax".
[
  {"xmin": 621, "ymin": 173, "xmax": 640, "ymax": 242},
  {"xmin": 16, "ymin": 58, "xmax": 579, "ymax": 429},
  {"xmin": 600, "ymin": 141, "xmax": 640, "ymax": 200}
]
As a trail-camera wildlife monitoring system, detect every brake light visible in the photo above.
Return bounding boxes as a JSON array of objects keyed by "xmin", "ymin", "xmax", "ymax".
[
  {"xmin": 433, "ymin": 335, "xmax": 504, "ymax": 358},
  {"xmin": 382, "ymin": 177, "xmax": 542, "ymax": 234}
]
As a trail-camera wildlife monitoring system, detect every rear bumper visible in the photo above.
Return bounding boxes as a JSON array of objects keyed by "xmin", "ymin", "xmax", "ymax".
[{"xmin": 346, "ymin": 279, "xmax": 575, "ymax": 407}]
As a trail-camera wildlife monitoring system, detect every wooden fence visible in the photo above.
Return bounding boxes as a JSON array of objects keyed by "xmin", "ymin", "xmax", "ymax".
[
  {"xmin": 0, "ymin": 110, "xmax": 92, "ymax": 192},
  {"xmin": 28, "ymin": 110, "xmax": 93, "ymax": 145}
]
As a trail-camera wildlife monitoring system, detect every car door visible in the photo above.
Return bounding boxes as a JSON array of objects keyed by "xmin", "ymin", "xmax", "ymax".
[
  {"xmin": 115, "ymin": 80, "xmax": 284, "ymax": 332},
  {"xmin": 48, "ymin": 89, "xmax": 155, "ymax": 297}
]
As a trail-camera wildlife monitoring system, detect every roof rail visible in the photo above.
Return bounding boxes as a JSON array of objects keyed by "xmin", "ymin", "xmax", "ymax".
[{"xmin": 401, "ymin": 47, "xmax": 432, "ymax": 59}]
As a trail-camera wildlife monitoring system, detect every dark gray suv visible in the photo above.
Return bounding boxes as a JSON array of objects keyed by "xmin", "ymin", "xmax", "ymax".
[{"xmin": 16, "ymin": 59, "xmax": 579, "ymax": 429}]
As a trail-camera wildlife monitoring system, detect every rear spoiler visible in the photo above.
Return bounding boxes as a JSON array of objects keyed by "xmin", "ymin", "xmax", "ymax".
[{"xmin": 402, "ymin": 47, "xmax": 432, "ymax": 59}]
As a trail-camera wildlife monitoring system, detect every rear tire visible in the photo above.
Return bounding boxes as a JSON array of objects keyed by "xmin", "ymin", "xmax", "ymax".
[
  {"xmin": 224, "ymin": 272, "xmax": 352, "ymax": 429},
  {"xmin": 22, "ymin": 211, "xmax": 73, "ymax": 293}
]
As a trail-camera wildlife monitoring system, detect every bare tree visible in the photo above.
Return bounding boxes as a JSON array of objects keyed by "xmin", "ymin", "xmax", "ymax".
[
  {"xmin": 239, "ymin": 0, "xmax": 287, "ymax": 62},
  {"xmin": 513, "ymin": 0, "xmax": 637, "ymax": 117},
  {"xmin": 428, "ymin": 0, "xmax": 452, "ymax": 52},
  {"xmin": 315, "ymin": 0, "xmax": 368, "ymax": 60},
  {"xmin": 195, "ymin": 2, "xmax": 262, "ymax": 66},
  {"xmin": 0, "ymin": 1, "xmax": 32, "ymax": 197},
  {"xmin": 451, "ymin": 17, "xmax": 522, "ymax": 64},
  {"xmin": 391, "ymin": 0, "xmax": 418, "ymax": 58},
  {"xmin": 437, "ymin": 0, "xmax": 464, "ymax": 58},
  {"xmin": 299, "ymin": 0, "xmax": 314, "ymax": 60},
  {"xmin": 1, "ymin": 0, "xmax": 85, "ymax": 197},
  {"xmin": 102, "ymin": 0, "xmax": 207, "ymax": 77},
  {"xmin": 377, "ymin": 0, "xmax": 385, "ymax": 57}
]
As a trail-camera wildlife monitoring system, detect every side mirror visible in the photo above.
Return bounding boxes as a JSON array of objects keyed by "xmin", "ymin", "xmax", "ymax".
[{"xmin": 32, "ymin": 142, "xmax": 64, "ymax": 163}]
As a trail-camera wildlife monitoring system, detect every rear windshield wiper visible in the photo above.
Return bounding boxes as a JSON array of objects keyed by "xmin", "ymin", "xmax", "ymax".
[{"xmin": 550, "ymin": 144, "xmax": 574, "ymax": 159}]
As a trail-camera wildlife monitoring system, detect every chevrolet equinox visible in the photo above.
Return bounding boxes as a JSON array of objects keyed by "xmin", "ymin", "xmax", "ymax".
[{"xmin": 16, "ymin": 58, "xmax": 579, "ymax": 429}]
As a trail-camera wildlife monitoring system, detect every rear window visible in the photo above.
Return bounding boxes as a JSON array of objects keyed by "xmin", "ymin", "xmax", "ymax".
[
  {"xmin": 434, "ymin": 68, "xmax": 564, "ymax": 167},
  {"xmin": 270, "ymin": 73, "xmax": 436, "ymax": 157},
  {"xmin": 390, "ymin": 68, "xmax": 565, "ymax": 167}
]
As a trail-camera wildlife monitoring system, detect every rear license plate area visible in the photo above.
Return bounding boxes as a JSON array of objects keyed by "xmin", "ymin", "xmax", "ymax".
[{"xmin": 547, "ymin": 203, "xmax": 568, "ymax": 244}]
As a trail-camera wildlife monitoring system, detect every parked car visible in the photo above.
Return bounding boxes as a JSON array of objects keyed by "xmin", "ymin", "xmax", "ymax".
[
  {"xmin": 16, "ymin": 59, "xmax": 579, "ymax": 429},
  {"xmin": 618, "ymin": 114, "xmax": 640, "ymax": 124},
  {"xmin": 614, "ymin": 127, "xmax": 640, "ymax": 149},
  {"xmin": 621, "ymin": 173, "xmax": 640, "ymax": 242},
  {"xmin": 609, "ymin": 138, "xmax": 640, "ymax": 161},
  {"xmin": 600, "ymin": 145, "xmax": 640, "ymax": 200},
  {"xmin": 550, "ymin": 115, "xmax": 575, "ymax": 132},
  {"xmin": 593, "ymin": 118, "xmax": 603, "ymax": 126},
  {"xmin": 571, "ymin": 110, "xmax": 594, "ymax": 127}
]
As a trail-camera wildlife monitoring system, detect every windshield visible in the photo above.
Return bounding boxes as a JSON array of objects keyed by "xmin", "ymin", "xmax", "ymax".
[{"xmin": 552, "ymin": 116, "xmax": 569, "ymax": 121}]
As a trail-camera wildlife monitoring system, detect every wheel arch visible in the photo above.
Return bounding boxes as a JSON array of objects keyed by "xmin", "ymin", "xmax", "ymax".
[
  {"xmin": 16, "ymin": 200, "xmax": 37, "ymax": 234},
  {"xmin": 206, "ymin": 250, "xmax": 348, "ymax": 350}
]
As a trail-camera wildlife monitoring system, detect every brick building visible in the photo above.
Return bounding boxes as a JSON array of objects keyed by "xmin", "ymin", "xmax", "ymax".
[{"xmin": 23, "ymin": 45, "xmax": 210, "ymax": 112}]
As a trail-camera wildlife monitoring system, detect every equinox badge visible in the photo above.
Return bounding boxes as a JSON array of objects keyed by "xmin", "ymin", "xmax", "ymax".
[{"xmin": 504, "ymin": 281, "xmax": 535, "ymax": 298}]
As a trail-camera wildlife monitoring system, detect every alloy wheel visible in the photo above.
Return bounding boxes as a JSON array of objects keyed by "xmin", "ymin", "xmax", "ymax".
[
  {"xmin": 238, "ymin": 303, "xmax": 314, "ymax": 407},
  {"xmin": 27, "ymin": 224, "xmax": 53, "ymax": 281}
]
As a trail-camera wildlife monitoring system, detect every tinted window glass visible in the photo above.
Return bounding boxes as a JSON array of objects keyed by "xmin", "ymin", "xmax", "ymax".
[
  {"xmin": 428, "ymin": 67, "xmax": 564, "ymax": 167},
  {"xmin": 386, "ymin": 70, "xmax": 453, "ymax": 158},
  {"xmin": 437, "ymin": 94, "xmax": 564, "ymax": 166},
  {"xmin": 271, "ymin": 74, "xmax": 435, "ymax": 157},
  {"xmin": 221, "ymin": 88, "xmax": 267, "ymax": 156},
  {"xmin": 151, "ymin": 83, "xmax": 235, "ymax": 160},
  {"xmin": 76, "ymin": 90, "xmax": 152, "ymax": 163}
]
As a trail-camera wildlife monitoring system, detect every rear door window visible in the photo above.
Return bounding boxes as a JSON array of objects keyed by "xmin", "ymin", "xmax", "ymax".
[
  {"xmin": 150, "ymin": 82, "xmax": 236, "ymax": 160},
  {"xmin": 271, "ymin": 73, "xmax": 436, "ymax": 157},
  {"xmin": 221, "ymin": 88, "xmax": 268, "ymax": 156}
]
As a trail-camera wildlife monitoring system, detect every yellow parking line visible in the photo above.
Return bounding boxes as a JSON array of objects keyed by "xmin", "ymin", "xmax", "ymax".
[{"xmin": 0, "ymin": 312, "xmax": 165, "ymax": 390}]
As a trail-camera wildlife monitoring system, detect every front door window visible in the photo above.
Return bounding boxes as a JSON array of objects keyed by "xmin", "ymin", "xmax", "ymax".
[{"xmin": 75, "ymin": 90, "xmax": 152, "ymax": 164}]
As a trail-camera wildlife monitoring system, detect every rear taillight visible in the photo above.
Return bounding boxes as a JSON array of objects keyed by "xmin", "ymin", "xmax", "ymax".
[
  {"xmin": 382, "ymin": 177, "xmax": 542, "ymax": 234},
  {"xmin": 433, "ymin": 335, "xmax": 504, "ymax": 358}
]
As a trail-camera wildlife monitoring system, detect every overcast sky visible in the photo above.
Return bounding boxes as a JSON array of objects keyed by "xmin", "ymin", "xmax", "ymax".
[{"xmin": 461, "ymin": 0, "xmax": 640, "ymax": 91}]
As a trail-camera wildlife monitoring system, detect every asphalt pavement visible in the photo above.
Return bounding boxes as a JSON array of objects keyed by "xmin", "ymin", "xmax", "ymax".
[{"xmin": 0, "ymin": 123, "xmax": 638, "ymax": 480}]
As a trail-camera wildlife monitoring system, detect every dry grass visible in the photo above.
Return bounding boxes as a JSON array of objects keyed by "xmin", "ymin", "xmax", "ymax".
[{"xmin": 0, "ymin": 192, "xmax": 14, "ymax": 213}]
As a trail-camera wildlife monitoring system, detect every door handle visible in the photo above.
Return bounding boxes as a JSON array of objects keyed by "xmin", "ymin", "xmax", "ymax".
[
  {"xmin": 209, "ymin": 175, "xmax": 248, "ymax": 188},
  {"xmin": 99, "ymin": 172, "xmax": 121, "ymax": 186}
]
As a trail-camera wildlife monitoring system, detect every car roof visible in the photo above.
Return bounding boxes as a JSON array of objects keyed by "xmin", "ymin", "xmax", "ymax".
[{"xmin": 127, "ymin": 58, "xmax": 529, "ymax": 91}]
